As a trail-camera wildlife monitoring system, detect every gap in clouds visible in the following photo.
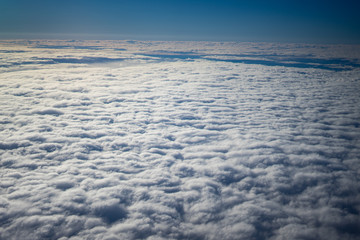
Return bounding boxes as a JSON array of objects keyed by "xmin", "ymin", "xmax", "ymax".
[{"xmin": 139, "ymin": 53, "xmax": 360, "ymax": 71}]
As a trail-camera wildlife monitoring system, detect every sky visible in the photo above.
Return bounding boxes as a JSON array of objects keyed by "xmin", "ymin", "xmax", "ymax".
[{"xmin": 1, "ymin": 0, "xmax": 360, "ymax": 43}]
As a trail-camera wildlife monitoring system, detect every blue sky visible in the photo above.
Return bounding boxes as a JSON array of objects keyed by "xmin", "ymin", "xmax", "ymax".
[{"xmin": 1, "ymin": 0, "xmax": 360, "ymax": 43}]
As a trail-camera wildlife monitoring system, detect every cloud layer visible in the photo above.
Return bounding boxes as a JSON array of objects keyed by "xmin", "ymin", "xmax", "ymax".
[{"xmin": 1, "ymin": 40, "xmax": 360, "ymax": 239}]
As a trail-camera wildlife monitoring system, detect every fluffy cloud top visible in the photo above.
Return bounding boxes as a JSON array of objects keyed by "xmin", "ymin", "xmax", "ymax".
[{"xmin": 0, "ymin": 40, "xmax": 360, "ymax": 240}]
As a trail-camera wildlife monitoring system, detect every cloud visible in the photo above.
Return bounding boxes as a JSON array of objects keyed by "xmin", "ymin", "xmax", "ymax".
[{"xmin": 0, "ymin": 40, "xmax": 360, "ymax": 239}]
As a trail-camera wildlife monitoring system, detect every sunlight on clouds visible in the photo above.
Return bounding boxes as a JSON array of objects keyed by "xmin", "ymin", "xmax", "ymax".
[{"xmin": 0, "ymin": 40, "xmax": 360, "ymax": 239}]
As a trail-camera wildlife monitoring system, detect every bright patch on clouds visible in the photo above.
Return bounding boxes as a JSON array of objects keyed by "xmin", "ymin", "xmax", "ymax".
[{"xmin": 1, "ymin": 40, "xmax": 360, "ymax": 239}]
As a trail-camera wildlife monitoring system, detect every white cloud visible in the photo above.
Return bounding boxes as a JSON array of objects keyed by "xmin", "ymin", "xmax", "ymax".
[{"xmin": 0, "ymin": 40, "xmax": 360, "ymax": 239}]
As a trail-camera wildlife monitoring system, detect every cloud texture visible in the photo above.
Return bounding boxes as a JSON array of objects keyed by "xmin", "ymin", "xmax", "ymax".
[{"xmin": 1, "ymin": 40, "xmax": 360, "ymax": 239}]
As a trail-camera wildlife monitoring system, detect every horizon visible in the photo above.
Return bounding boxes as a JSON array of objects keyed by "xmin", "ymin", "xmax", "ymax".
[{"xmin": 2, "ymin": 36, "xmax": 360, "ymax": 46}]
